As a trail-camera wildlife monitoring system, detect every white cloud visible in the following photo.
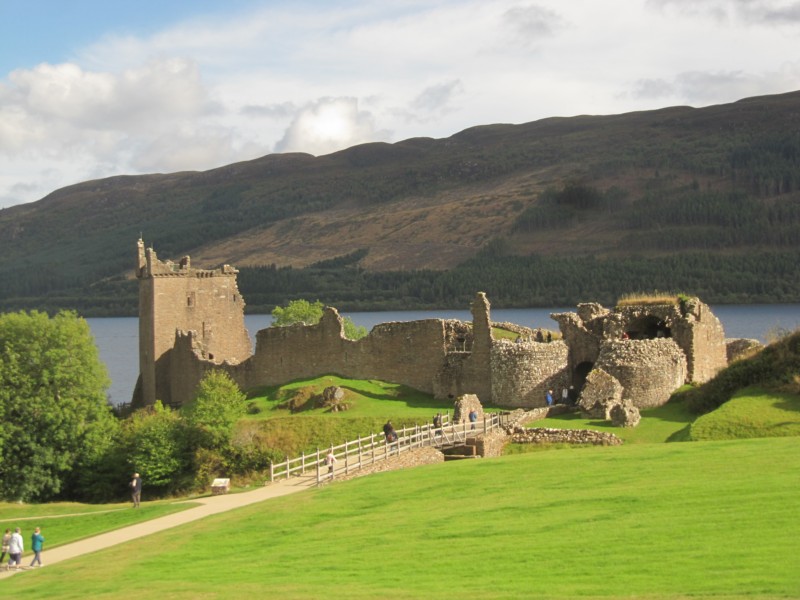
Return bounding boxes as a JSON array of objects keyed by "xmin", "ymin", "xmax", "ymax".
[
  {"xmin": 647, "ymin": 0, "xmax": 800, "ymax": 25},
  {"xmin": 274, "ymin": 97, "xmax": 389, "ymax": 155}
]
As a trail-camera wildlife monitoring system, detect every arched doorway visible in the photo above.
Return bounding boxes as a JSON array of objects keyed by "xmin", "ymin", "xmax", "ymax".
[{"xmin": 573, "ymin": 361, "xmax": 594, "ymax": 392}]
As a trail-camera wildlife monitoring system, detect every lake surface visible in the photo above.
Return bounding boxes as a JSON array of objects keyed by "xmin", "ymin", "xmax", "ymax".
[{"xmin": 89, "ymin": 304, "xmax": 800, "ymax": 406}]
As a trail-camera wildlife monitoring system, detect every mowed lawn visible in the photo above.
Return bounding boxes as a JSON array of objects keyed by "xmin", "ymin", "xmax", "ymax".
[{"xmin": 4, "ymin": 436, "xmax": 799, "ymax": 599}]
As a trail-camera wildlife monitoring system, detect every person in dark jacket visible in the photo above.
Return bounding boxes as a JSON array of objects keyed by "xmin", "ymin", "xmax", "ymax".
[
  {"xmin": 130, "ymin": 472, "xmax": 142, "ymax": 508},
  {"xmin": 383, "ymin": 420, "xmax": 397, "ymax": 443}
]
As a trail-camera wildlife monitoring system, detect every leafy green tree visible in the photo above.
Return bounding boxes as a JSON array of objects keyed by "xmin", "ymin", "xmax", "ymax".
[
  {"xmin": 271, "ymin": 299, "xmax": 325, "ymax": 326},
  {"xmin": 123, "ymin": 401, "xmax": 190, "ymax": 493},
  {"xmin": 185, "ymin": 371, "xmax": 247, "ymax": 449},
  {"xmin": 271, "ymin": 299, "xmax": 367, "ymax": 340},
  {"xmin": 0, "ymin": 311, "xmax": 114, "ymax": 502}
]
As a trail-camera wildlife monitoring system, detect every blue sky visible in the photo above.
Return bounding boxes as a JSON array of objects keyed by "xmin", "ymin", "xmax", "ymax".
[
  {"xmin": 0, "ymin": 0, "xmax": 262, "ymax": 73},
  {"xmin": 1, "ymin": 0, "xmax": 798, "ymax": 208}
]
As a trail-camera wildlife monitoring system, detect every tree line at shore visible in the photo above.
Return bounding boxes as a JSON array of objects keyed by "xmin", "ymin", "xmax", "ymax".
[{"xmin": 3, "ymin": 249, "xmax": 799, "ymax": 317}]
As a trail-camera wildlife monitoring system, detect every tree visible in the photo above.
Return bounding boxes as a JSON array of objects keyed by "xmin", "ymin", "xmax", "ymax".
[
  {"xmin": 122, "ymin": 401, "xmax": 190, "ymax": 493},
  {"xmin": 271, "ymin": 299, "xmax": 367, "ymax": 340},
  {"xmin": 271, "ymin": 299, "xmax": 324, "ymax": 326},
  {"xmin": 185, "ymin": 371, "xmax": 247, "ymax": 449},
  {"xmin": 0, "ymin": 311, "xmax": 115, "ymax": 502}
]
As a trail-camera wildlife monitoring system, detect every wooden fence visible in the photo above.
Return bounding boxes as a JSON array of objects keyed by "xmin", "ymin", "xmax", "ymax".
[{"xmin": 268, "ymin": 412, "xmax": 506, "ymax": 485}]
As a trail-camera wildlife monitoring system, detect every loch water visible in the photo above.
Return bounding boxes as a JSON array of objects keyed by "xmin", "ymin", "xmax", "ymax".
[{"xmin": 88, "ymin": 304, "xmax": 800, "ymax": 406}]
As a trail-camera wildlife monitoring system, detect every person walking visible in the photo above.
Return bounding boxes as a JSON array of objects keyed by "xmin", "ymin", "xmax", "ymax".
[
  {"xmin": 325, "ymin": 449, "xmax": 337, "ymax": 480},
  {"xmin": 545, "ymin": 389, "xmax": 554, "ymax": 407},
  {"xmin": 0, "ymin": 529, "xmax": 10, "ymax": 565},
  {"xmin": 433, "ymin": 412, "xmax": 443, "ymax": 438},
  {"xmin": 7, "ymin": 527, "xmax": 23, "ymax": 570},
  {"xmin": 29, "ymin": 527, "xmax": 44, "ymax": 567},
  {"xmin": 130, "ymin": 472, "xmax": 142, "ymax": 508},
  {"xmin": 469, "ymin": 408, "xmax": 478, "ymax": 430},
  {"xmin": 383, "ymin": 420, "xmax": 397, "ymax": 444}
]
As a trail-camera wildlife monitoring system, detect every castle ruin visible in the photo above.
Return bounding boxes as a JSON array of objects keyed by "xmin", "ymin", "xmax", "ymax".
[{"xmin": 133, "ymin": 241, "xmax": 733, "ymax": 411}]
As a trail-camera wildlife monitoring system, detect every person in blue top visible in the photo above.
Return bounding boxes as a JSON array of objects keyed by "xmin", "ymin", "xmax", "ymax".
[
  {"xmin": 469, "ymin": 408, "xmax": 478, "ymax": 430},
  {"xmin": 545, "ymin": 389, "xmax": 554, "ymax": 406},
  {"xmin": 29, "ymin": 527, "xmax": 44, "ymax": 567}
]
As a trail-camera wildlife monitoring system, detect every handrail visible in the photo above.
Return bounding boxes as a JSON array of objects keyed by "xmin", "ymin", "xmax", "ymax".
[{"xmin": 267, "ymin": 412, "xmax": 505, "ymax": 485}]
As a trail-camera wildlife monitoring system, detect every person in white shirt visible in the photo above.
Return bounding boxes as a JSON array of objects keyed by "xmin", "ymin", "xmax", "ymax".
[{"xmin": 7, "ymin": 527, "xmax": 23, "ymax": 570}]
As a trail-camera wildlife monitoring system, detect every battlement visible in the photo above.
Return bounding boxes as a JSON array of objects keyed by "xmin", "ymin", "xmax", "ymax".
[{"xmin": 136, "ymin": 238, "xmax": 238, "ymax": 279}]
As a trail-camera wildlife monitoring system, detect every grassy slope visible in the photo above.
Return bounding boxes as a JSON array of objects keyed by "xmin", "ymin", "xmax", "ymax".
[
  {"xmin": 245, "ymin": 375, "xmax": 455, "ymax": 419},
  {"xmin": 3, "ymin": 437, "xmax": 798, "ymax": 599},
  {"xmin": 689, "ymin": 386, "xmax": 800, "ymax": 440}
]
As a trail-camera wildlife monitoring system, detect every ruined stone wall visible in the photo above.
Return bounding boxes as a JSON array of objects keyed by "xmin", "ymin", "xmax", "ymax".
[
  {"xmin": 595, "ymin": 339, "xmax": 687, "ymax": 408},
  {"xmin": 490, "ymin": 340, "xmax": 568, "ymax": 408},
  {"xmin": 231, "ymin": 309, "xmax": 449, "ymax": 396},
  {"xmin": 510, "ymin": 427, "xmax": 622, "ymax": 446},
  {"xmin": 168, "ymin": 331, "xmax": 214, "ymax": 407},
  {"xmin": 473, "ymin": 431, "xmax": 508, "ymax": 457},
  {"xmin": 670, "ymin": 298, "xmax": 727, "ymax": 383},
  {"xmin": 615, "ymin": 300, "xmax": 726, "ymax": 384},
  {"xmin": 551, "ymin": 309, "xmax": 603, "ymax": 373},
  {"xmin": 456, "ymin": 293, "xmax": 493, "ymax": 403},
  {"xmin": 726, "ymin": 338, "xmax": 763, "ymax": 363}
]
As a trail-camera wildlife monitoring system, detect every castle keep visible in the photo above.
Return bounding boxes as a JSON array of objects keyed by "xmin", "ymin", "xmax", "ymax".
[
  {"xmin": 134, "ymin": 241, "xmax": 735, "ymax": 410},
  {"xmin": 134, "ymin": 239, "xmax": 250, "ymax": 406}
]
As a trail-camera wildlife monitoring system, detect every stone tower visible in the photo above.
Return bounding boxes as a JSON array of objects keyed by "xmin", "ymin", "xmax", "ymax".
[{"xmin": 134, "ymin": 239, "xmax": 251, "ymax": 407}]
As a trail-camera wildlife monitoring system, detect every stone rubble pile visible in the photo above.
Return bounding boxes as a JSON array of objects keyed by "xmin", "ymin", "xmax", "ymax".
[{"xmin": 510, "ymin": 426, "xmax": 622, "ymax": 446}]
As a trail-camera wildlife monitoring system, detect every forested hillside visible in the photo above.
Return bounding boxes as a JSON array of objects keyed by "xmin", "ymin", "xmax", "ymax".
[{"xmin": 1, "ymin": 90, "xmax": 800, "ymax": 315}]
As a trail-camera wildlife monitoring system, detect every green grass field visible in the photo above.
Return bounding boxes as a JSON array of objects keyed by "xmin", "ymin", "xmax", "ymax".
[
  {"xmin": 3, "ymin": 436, "xmax": 798, "ymax": 599},
  {"xmin": 4, "ymin": 365, "xmax": 800, "ymax": 599}
]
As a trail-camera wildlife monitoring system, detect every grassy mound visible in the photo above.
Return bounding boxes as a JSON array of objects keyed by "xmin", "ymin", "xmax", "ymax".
[
  {"xmin": 685, "ymin": 328, "xmax": 800, "ymax": 414},
  {"xmin": 4, "ymin": 437, "xmax": 798, "ymax": 599},
  {"xmin": 688, "ymin": 386, "xmax": 800, "ymax": 441},
  {"xmin": 240, "ymin": 375, "xmax": 466, "ymax": 458}
]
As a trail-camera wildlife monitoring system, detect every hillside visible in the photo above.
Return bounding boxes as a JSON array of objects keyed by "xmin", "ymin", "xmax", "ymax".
[{"xmin": 2, "ymin": 90, "xmax": 800, "ymax": 314}]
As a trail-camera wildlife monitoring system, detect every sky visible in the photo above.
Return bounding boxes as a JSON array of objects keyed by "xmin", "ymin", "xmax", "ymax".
[{"xmin": 0, "ymin": 0, "xmax": 798, "ymax": 209}]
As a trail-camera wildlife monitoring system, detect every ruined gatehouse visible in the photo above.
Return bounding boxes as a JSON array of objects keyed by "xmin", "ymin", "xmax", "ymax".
[{"xmin": 133, "ymin": 240, "xmax": 738, "ymax": 410}]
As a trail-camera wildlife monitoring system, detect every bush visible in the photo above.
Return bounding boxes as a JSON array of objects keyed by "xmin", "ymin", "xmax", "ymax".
[{"xmin": 122, "ymin": 402, "xmax": 191, "ymax": 495}]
